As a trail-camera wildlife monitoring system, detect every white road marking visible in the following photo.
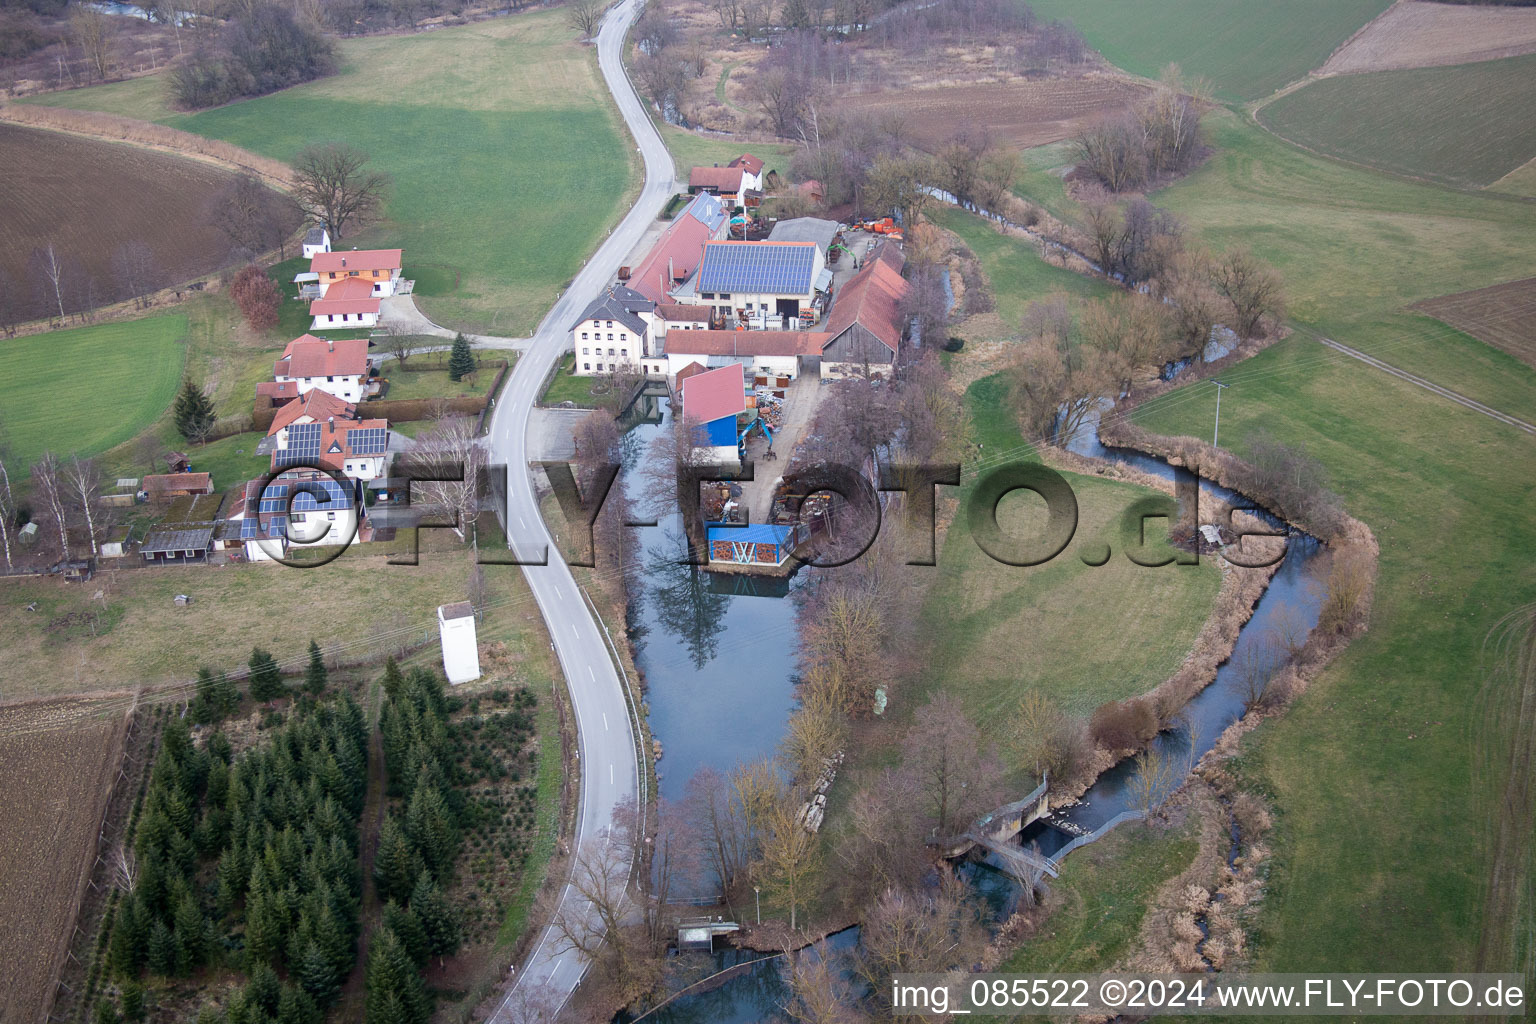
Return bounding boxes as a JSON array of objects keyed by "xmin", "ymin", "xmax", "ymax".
[
  {"xmin": 519, "ymin": 516, "xmax": 527, "ymax": 529},
  {"xmin": 588, "ymin": 665, "xmax": 595, "ymax": 681},
  {"xmin": 571, "ymin": 624, "xmax": 579, "ymax": 638},
  {"xmin": 609, "ymin": 763, "xmax": 614, "ymax": 784},
  {"xmin": 602, "ymin": 712, "xmax": 608, "ymax": 731}
]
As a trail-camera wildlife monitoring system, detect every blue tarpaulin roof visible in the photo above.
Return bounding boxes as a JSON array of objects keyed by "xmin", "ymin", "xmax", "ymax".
[{"xmin": 707, "ymin": 523, "xmax": 795, "ymax": 545}]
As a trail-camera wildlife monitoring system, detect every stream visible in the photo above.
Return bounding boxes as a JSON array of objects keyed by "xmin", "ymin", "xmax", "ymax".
[{"xmin": 617, "ymin": 386, "xmax": 1325, "ymax": 1020}]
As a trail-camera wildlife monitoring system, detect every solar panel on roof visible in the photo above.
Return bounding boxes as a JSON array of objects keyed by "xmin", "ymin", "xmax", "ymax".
[
  {"xmin": 275, "ymin": 422, "xmax": 322, "ymax": 468},
  {"xmin": 346, "ymin": 427, "xmax": 388, "ymax": 455},
  {"xmin": 697, "ymin": 244, "xmax": 815, "ymax": 296}
]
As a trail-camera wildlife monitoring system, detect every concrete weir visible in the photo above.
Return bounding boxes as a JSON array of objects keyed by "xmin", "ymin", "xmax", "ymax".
[{"xmin": 934, "ymin": 776, "xmax": 1058, "ymax": 880}]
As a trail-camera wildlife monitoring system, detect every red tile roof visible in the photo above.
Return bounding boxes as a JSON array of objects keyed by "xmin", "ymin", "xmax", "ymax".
[
  {"xmin": 664, "ymin": 328, "xmax": 827, "ymax": 358},
  {"xmin": 310, "ymin": 248, "xmax": 403, "ymax": 274},
  {"xmin": 274, "ymin": 334, "xmax": 371, "ymax": 379},
  {"xmin": 674, "ymin": 361, "xmax": 707, "ymax": 385},
  {"xmin": 658, "ymin": 302, "xmax": 710, "ymax": 322},
  {"xmin": 629, "ymin": 199, "xmax": 722, "ymax": 303},
  {"xmin": 729, "ymin": 153, "xmax": 764, "ymax": 175},
  {"xmin": 256, "ymin": 380, "xmax": 300, "ymax": 402},
  {"xmin": 310, "ymin": 292, "xmax": 381, "ymax": 316},
  {"xmin": 689, "ymin": 165, "xmax": 746, "ymax": 192},
  {"xmin": 679, "ymin": 363, "xmax": 747, "ymax": 425},
  {"xmin": 823, "ymin": 258, "xmax": 908, "ymax": 355},
  {"xmin": 268, "ymin": 388, "xmax": 357, "ymax": 435}
]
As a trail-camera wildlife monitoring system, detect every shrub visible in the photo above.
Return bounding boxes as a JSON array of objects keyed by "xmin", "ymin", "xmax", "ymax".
[
  {"xmin": 1089, "ymin": 697, "xmax": 1160, "ymax": 751},
  {"xmin": 943, "ymin": 336, "xmax": 965, "ymax": 352},
  {"xmin": 230, "ymin": 265, "xmax": 280, "ymax": 331}
]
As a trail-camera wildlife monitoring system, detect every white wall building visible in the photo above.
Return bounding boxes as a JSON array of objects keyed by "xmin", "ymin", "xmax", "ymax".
[
  {"xmin": 272, "ymin": 335, "xmax": 373, "ymax": 403},
  {"xmin": 437, "ymin": 602, "xmax": 481, "ymax": 684}
]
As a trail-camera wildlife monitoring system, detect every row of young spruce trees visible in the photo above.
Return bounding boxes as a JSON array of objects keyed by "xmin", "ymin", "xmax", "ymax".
[{"xmin": 95, "ymin": 651, "xmax": 486, "ymax": 1024}]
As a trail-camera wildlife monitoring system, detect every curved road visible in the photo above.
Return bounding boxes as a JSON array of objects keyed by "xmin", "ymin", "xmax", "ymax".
[{"xmin": 483, "ymin": 0, "xmax": 674, "ymax": 1018}]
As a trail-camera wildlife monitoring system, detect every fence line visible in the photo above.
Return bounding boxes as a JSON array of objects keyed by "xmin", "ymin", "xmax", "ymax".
[{"xmin": 1046, "ymin": 809, "xmax": 1147, "ymax": 873}]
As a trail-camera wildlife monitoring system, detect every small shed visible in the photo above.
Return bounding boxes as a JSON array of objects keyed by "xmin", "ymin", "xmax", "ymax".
[
  {"xmin": 437, "ymin": 602, "xmax": 481, "ymax": 685},
  {"xmin": 302, "ymin": 227, "xmax": 331, "ymax": 259},
  {"xmin": 707, "ymin": 522, "xmax": 806, "ymax": 570},
  {"xmin": 143, "ymin": 472, "xmax": 214, "ymax": 500},
  {"xmin": 140, "ymin": 525, "xmax": 215, "ymax": 563},
  {"xmin": 18, "ymin": 521, "xmax": 38, "ymax": 546},
  {"xmin": 100, "ymin": 525, "xmax": 136, "ymax": 558}
]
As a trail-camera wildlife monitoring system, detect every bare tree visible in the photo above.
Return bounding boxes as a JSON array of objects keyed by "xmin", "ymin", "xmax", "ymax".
[
  {"xmin": 406, "ymin": 415, "xmax": 485, "ymax": 541},
  {"xmin": 1128, "ymin": 745, "xmax": 1173, "ymax": 817},
  {"xmin": 0, "ymin": 443, "xmax": 16, "ymax": 570},
  {"xmin": 70, "ymin": 6, "xmax": 115, "ymax": 81},
  {"xmin": 381, "ymin": 320, "xmax": 416, "ymax": 367},
  {"xmin": 30, "ymin": 243, "xmax": 68, "ymax": 322},
  {"xmin": 757, "ymin": 798, "xmax": 822, "ymax": 931},
  {"xmin": 1234, "ymin": 636, "xmax": 1280, "ymax": 713},
  {"xmin": 62, "ymin": 456, "xmax": 103, "ymax": 557},
  {"xmin": 31, "ymin": 452, "xmax": 71, "ymax": 558},
  {"xmin": 785, "ymin": 944, "xmax": 860, "ymax": 1024},
  {"xmin": 549, "ymin": 828, "xmax": 663, "ymax": 1005},
  {"xmin": 566, "ymin": 0, "xmax": 605, "ymax": 37},
  {"xmin": 780, "ymin": 690, "xmax": 846, "ymax": 787},
  {"xmin": 1212, "ymin": 247, "xmax": 1285, "ymax": 338},
  {"xmin": 1009, "ymin": 292, "xmax": 1113, "ymax": 444},
  {"xmin": 111, "ymin": 241, "xmax": 161, "ymax": 309},
  {"xmin": 904, "ymin": 692, "xmax": 1004, "ymax": 840},
  {"xmin": 209, "ymin": 174, "xmax": 296, "ymax": 262},
  {"xmin": 858, "ymin": 875, "xmax": 983, "ymax": 1022},
  {"xmin": 290, "ymin": 142, "xmax": 390, "ymax": 243}
]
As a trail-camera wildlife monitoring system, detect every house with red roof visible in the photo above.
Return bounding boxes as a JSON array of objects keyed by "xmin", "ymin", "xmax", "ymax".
[
  {"xmin": 264, "ymin": 389, "xmax": 391, "ymax": 481},
  {"xmin": 270, "ymin": 334, "xmax": 375, "ymax": 403},
  {"xmin": 686, "ymin": 154, "xmax": 765, "ymax": 209},
  {"xmin": 309, "ymin": 276, "xmax": 381, "ymax": 330},
  {"xmin": 310, "ymin": 248, "xmax": 404, "ymax": 297}
]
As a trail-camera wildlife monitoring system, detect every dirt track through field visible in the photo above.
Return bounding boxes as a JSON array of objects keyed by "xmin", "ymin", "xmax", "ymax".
[
  {"xmin": 0, "ymin": 700, "xmax": 130, "ymax": 1023},
  {"xmin": 1320, "ymin": 0, "xmax": 1536, "ymax": 75}
]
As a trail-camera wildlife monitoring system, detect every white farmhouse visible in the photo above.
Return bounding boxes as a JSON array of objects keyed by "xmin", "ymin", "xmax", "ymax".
[{"xmin": 272, "ymin": 334, "xmax": 374, "ymax": 403}]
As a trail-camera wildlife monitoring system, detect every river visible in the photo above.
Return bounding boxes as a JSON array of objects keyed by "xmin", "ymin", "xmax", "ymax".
[{"xmin": 618, "ymin": 389, "xmax": 1325, "ymax": 1019}]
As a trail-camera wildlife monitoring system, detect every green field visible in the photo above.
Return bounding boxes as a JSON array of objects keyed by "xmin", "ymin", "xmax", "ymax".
[
  {"xmin": 910, "ymin": 375, "xmax": 1222, "ymax": 739},
  {"xmin": 1151, "ymin": 111, "xmax": 1536, "ymax": 417},
  {"xmin": 1131, "ymin": 332, "xmax": 1536, "ymax": 973},
  {"xmin": 1025, "ymin": 0, "xmax": 1389, "ymax": 101},
  {"xmin": 932, "ymin": 206, "xmax": 1116, "ymax": 331},
  {"xmin": 27, "ymin": 10, "xmax": 637, "ymax": 335},
  {"xmin": 0, "ymin": 316, "xmax": 186, "ymax": 468},
  {"xmin": 1260, "ymin": 53, "xmax": 1536, "ymax": 190}
]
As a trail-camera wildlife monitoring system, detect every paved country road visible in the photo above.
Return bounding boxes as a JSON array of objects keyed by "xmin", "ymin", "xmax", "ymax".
[{"xmin": 481, "ymin": 0, "xmax": 675, "ymax": 1018}]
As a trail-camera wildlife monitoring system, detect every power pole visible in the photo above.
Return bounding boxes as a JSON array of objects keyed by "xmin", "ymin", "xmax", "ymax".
[{"xmin": 1211, "ymin": 379, "xmax": 1230, "ymax": 448}]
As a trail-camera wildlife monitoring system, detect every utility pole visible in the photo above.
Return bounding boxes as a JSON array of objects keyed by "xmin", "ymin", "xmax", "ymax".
[
  {"xmin": 1211, "ymin": 379, "xmax": 1230, "ymax": 448},
  {"xmin": 754, "ymin": 885, "xmax": 761, "ymax": 925}
]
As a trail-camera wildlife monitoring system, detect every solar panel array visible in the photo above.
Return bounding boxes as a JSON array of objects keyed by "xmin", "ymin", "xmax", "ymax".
[
  {"xmin": 346, "ymin": 427, "xmax": 388, "ymax": 455},
  {"xmin": 697, "ymin": 244, "xmax": 815, "ymax": 296},
  {"xmin": 274, "ymin": 422, "xmax": 322, "ymax": 467}
]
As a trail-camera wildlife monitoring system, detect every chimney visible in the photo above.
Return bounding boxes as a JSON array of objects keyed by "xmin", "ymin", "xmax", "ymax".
[
  {"xmin": 327, "ymin": 416, "xmax": 334, "ymax": 426},
  {"xmin": 341, "ymin": 256, "xmax": 347, "ymax": 267},
  {"xmin": 328, "ymin": 339, "xmax": 334, "ymax": 351}
]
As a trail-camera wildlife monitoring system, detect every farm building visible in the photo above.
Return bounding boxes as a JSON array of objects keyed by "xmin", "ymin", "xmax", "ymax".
[
  {"xmin": 140, "ymin": 525, "xmax": 215, "ymax": 563},
  {"xmin": 678, "ymin": 363, "xmax": 749, "ymax": 463},
  {"xmin": 264, "ymin": 389, "xmax": 391, "ymax": 480},
  {"xmin": 660, "ymin": 328, "xmax": 821, "ymax": 381},
  {"xmin": 626, "ymin": 192, "xmax": 729, "ymax": 303},
  {"xmin": 302, "ymin": 227, "xmax": 331, "ymax": 258},
  {"xmin": 766, "ymin": 217, "xmax": 840, "ymax": 261},
  {"xmin": 142, "ymin": 472, "xmax": 214, "ymax": 500},
  {"xmin": 271, "ymin": 334, "xmax": 375, "ymax": 403},
  {"xmin": 437, "ymin": 601, "xmax": 481, "ymax": 684},
  {"xmin": 309, "ymin": 277, "xmax": 381, "ymax": 330},
  {"xmin": 310, "ymin": 247, "xmax": 403, "ymax": 297},
  {"xmin": 100, "ymin": 524, "xmax": 136, "ymax": 558},
  {"xmin": 686, "ymin": 153, "xmax": 766, "ymax": 210},
  {"xmin": 674, "ymin": 240, "xmax": 829, "ymax": 329},
  {"xmin": 819, "ymin": 245, "xmax": 908, "ymax": 380},
  {"xmin": 707, "ymin": 522, "xmax": 806, "ymax": 571}
]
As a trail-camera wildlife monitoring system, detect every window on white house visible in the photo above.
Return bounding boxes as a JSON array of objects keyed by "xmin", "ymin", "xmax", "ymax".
[
  {"xmin": 583, "ymin": 363, "xmax": 590, "ymax": 370},
  {"xmin": 620, "ymin": 348, "xmax": 628, "ymax": 356},
  {"xmin": 582, "ymin": 347, "xmax": 589, "ymax": 355}
]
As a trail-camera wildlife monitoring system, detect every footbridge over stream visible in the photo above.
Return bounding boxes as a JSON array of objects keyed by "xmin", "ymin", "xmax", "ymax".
[{"xmin": 932, "ymin": 775, "xmax": 1057, "ymax": 882}]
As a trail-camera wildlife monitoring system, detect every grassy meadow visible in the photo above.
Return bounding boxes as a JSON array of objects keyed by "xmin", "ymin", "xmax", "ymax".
[
  {"xmin": 931, "ymin": 206, "xmax": 1116, "ymax": 333},
  {"xmin": 26, "ymin": 9, "xmax": 637, "ymax": 335},
  {"xmin": 1153, "ymin": 111, "xmax": 1536, "ymax": 417},
  {"xmin": 1260, "ymin": 53, "xmax": 1536, "ymax": 190},
  {"xmin": 659, "ymin": 123, "xmax": 796, "ymax": 182},
  {"xmin": 1024, "ymin": 0, "xmax": 1389, "ymax": 101},
  {"xmin": 912, "ymin": 375, "xmax": 1223, "ymax": 734},
  {"xmin": 0, "ymin": 316, "xmax": 186, "ymax": 468}
]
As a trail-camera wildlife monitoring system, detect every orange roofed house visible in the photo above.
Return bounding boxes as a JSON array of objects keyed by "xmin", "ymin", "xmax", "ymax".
[
  {"xmin": 263, "ymin": 334, "xmax": 375, "ymax": 404},
  {"xmin": 263, "ymin": 389, "xmax": 391, "ymax": 481}
]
